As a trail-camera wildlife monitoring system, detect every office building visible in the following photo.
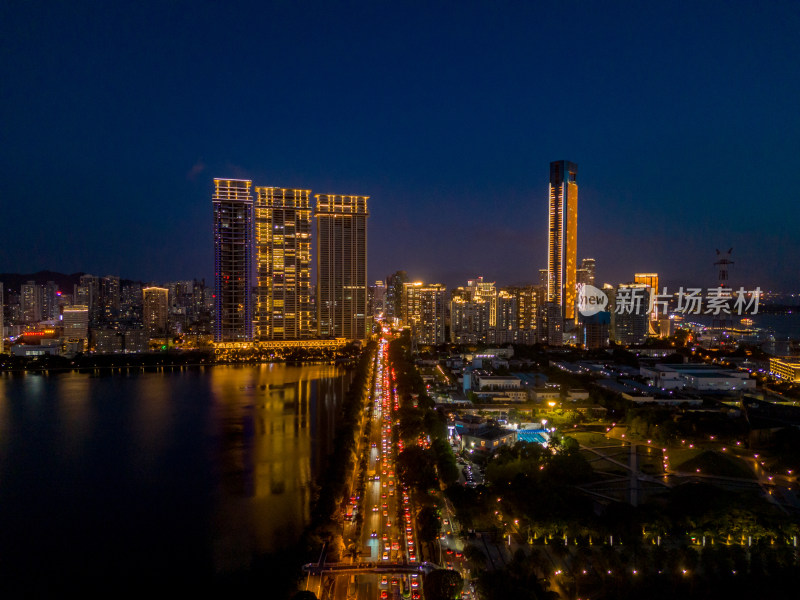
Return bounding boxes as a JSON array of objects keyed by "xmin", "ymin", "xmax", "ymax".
[
  {"xmin": 769, "ymin": 358, "xmax": 800, "ymax": 383},
  {"xmin": 213, "ymin": 178, "xmax": 254, "ymax": 342},
  {"xmin": 61, "ymin": 305, "xmax": 89, "ymax": 343},
  {"xmin": 403, "ymin": 282, "xmax": 447, "ymax": 345},
  {"xmin": 254, "ymin": 187, "xmax": 313, "ymax": 340},
  {"xmin": 143, "ymin": 286, "xmax": 169, "ymax": 338},
  {"xmin": 547, "ymin": 160, "xmax": 579, "ymax": 322},
  {"xmin": 315, "ymin": 194, "xmax": 369, "ymax": 340}
]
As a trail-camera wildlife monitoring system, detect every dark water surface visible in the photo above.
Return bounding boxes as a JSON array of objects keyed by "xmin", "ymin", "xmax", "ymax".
[{"xmin": 0, "ymin": 364, "xmax": 351, "ymax": 595}]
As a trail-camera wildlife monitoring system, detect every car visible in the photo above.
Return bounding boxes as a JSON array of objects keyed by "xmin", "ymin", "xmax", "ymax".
[
  {"xmin": 373, "ymin": 504, "xmax": 378, "ymax": 512},
  {"xmin": 371, "ymin": 530, "xmax": 377, "ymax": 537},
  {"xmin": 382, "ymin": 533, "xmax": 388, "ymax": 541},
  {"xmin": 446, "ymin": 562, "xmax": 453, "ymax": 569},
  {"xmin": 446, "ymin": 548, "xmax": 454, "ymax": 555},
  {"xmin": 380, "ymin": 575, "xmax": 388, "ymax": 586},
  {"xmin": 383, "ymin": 510, "xmax": 388, "ymax": 516},
  {"xmin": 411, "ymin": 575, "xmax": 419, "ymax": 588},
  {"xmin": 380, "ymin": 591, "xmax": 388, "ymax": 599},
  {"xmin": 382, "ymin": 551, "xmax": 389, "ymax": 561}
]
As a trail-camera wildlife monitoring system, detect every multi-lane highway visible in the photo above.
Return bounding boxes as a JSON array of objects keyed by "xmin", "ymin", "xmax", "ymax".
[{"xmin": 313, "ymin": 337, "xmax": 424, "ymax": 599}]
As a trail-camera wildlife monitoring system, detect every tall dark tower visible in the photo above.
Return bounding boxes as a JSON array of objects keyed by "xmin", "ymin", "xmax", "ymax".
[
  {"xmin": 213, "ymin": 178, "xmax": 254, "ymax": 342},
  {"xmin": 713, "ymin": 248, "xmax": 734, "ymax": 332},
  {"xmin": 315, "ymin": 194, "xmax": 369, "ymax": 341}
]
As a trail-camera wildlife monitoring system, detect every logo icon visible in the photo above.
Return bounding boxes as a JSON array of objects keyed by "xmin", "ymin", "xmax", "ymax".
[{"xmin": 578, "ymin": 284, "xmax": 608, "ymax": 317}]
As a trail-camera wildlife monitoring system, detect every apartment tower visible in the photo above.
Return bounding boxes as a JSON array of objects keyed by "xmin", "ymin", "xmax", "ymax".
[
  {"xmin": 315, "ymin": 194, "xmax": 369, "ymax": 340},
  {"xmin": 213, "ymin": 178, "xmax": 254, "ymax": 342},
  {"xmin": 254, "ymin": 187, "xmax": 313, "ymax": 340}
]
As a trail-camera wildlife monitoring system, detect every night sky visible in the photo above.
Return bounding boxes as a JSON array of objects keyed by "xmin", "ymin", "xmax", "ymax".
[{"xmin": 1, "ymin": 1, "xmax": 798, "ymax": 291}]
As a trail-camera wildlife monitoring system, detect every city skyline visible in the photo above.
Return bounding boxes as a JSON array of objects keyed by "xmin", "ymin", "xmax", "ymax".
[{"xmin": 1, "ymin": 2, "xmax": 799, "ymax": 292}]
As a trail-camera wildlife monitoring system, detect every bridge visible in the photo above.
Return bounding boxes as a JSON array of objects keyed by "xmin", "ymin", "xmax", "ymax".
[{"xmin": 302, "ymin": 561, "xmax": 437, "ymax": 576}]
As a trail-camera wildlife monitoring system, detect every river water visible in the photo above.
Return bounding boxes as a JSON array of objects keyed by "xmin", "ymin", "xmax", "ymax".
[{"xmin": 0, "ymin": 364, "xmax": 352, "ymax": 594}]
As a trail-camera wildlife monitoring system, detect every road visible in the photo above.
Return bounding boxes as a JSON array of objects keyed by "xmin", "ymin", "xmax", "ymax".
[{"xmin": 314, "ymin": 337, "xmax": 424, "ymax": 600}]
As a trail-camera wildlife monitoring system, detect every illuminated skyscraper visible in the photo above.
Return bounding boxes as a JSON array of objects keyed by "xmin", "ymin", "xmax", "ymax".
[
  {"xmin": 547, "ymin": 160, "xmax": 579, "ymax": 322},
  {"xmin": 577, "ymin": 258, "xmax": 596, "ymax": 287},
  {"xmin": 254, "ymin": 187, "xmax": 313, "ymax": 340},
  {"xmin": 213, "ymin": 178, "xmax": 254, "ymax": 342},
  {"xmin": 142, "ymin": 287, "xmax": 169, "ymax": 338},
  {"xmin": 634, "ymin": 272, "xmax": 660, "ymax": 327},
  {"xmin": 403, "ymin": 282, "xmax": 447, "ymax": 345},
  {"xmin": 315, "ymin": 194, "xmax": 369, "ymax": 340}
]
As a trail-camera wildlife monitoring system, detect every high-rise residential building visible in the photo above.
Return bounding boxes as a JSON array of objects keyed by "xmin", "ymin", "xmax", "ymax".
[
  {"xmin": 538, "ymin": 268, "xmax": 549, "ymax": 289},
  {"xmin": 403, "ymin": 282, "xmax": 447, "ymax": 345},
  {"xmin": 547, "ymin": 160, "xmax": 579, "ymax": 323},
  {"xmin": 42, "ymin": 281, "xmax": 60, "ymax": 322},
  {"xmin": 75, "ymin": 274, "xmax": 102, "ymax": 327},
  {"xmin": 448, "ymin": 277, "xmax": 498, "ymax": 344},
  {"xmin": 213, "ymin": 178, "xmax": 254, "ymax": 342},
  {"xmin": 315, "ymin": 194, "xmax": 369, "ymax": 340},
  {"xmin": 21, "ymin": 281, "xmax": 42, "ymax": 324},
  {"xmin": 466, "ymin": 277, "xmax": 497, "ymax": 327},
  {"xmin": 143, "ymin": 286, "xmax": 169, "ymax": 338},
  {"xmin": 254, "ymin": 187, "xmax": 313, "ymax": 340},
  {"xmin": 100, "ymin": 275, "xmax": 121, "ymax": 324},
  {"xmin": 368, "ymin": 280, "xmax": 387, "ymax": 319},
  {"xmin": 577, "ymin": 258, "xmax": 596, "ymax": 287},
  {"xmin": 581, "ymin": 312, "xmax": 610, "ymax": 349},
  {"xmin": 386, "ymin": 271, "xmax": 408, "ymax": 322},
  {"xmin": 609, "ymin": 283, "xmax": 650, "ymax": 346}
]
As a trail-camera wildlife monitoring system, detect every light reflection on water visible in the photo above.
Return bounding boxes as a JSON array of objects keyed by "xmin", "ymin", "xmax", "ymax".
[{"xmin": 0, "ymin": 364, "xmax": 351, "ymax": 591}]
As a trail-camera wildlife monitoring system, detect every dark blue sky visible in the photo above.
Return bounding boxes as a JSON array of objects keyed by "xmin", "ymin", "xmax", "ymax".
[{"xmin": 1, "ymin": 1, "xmax": 798, "ymax": 291}]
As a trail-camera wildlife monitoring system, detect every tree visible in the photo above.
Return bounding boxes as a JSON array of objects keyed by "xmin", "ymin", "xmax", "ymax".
[
  {"xmin": 417, "ymin": 505, "xmax": 442, "ymax": 543},
  {"xmin": 424, "ymin": 568, "xmax": 463, "ymax": 600}
]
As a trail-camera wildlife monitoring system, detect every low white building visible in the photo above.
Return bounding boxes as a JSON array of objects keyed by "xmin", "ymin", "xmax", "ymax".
[{"xmin": 640, "ymin": 364, "xmax": 754, "ymax": 392}]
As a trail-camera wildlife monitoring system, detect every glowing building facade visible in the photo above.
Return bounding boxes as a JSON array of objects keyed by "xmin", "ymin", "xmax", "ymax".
[
  {"xmin": 315, "ymin": 194, "xmax": 369, "ymax": 341},
  {"xmin": 254, "ymin": 187, "xmax": 313, "ymax": 340},
  {"xmin": 143, "ymin": 286, "xmax": 169, "ymax": 338},
  {"xmin": 213, "ymin": 178, "xmax": 254, "ymax": 342},
  {"xmin": 547, "ymin": 160, "xmax": 579, "ymax": 322},
  {"xmin": 403, "ymin": 282, "xmax": 447, "ymax": 345}
]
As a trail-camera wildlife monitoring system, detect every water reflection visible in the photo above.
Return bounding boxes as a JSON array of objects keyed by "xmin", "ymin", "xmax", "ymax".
[
  {"xmin": 209, "ymin": 364, "xmax": 351, "ymax": 573},
  {"xmin": 0, "ymin": 364, "xmax": 352, "ymax": 590}
]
